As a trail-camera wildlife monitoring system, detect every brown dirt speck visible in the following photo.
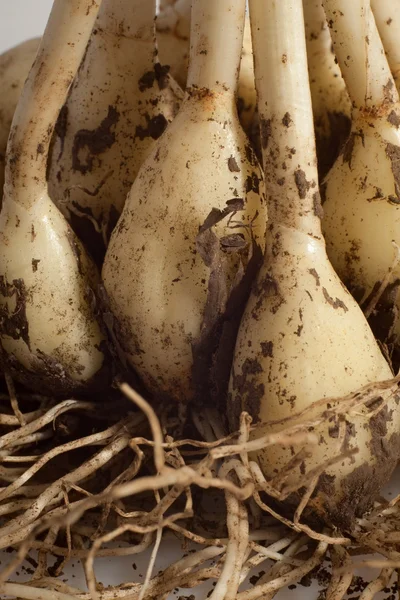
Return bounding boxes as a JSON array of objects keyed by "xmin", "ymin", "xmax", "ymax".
[
  {"xmin": 261, "ymin": 341, "xmax": 274, "ymax": 358},
  {"xmin": 313, "ymin": 191, "xmax": 324, "ymax": 219},
  {"xmin": 308, "ymin": 268, "xmax": 320, "ymax": 286},
  {"xmin": 259, "ymin": 117, "xmax": 272, "ymax": 150},
  {"xmin": 385, "ymin": 143, "xmax": 400, "ymax": 203},
  {"xmin": 322, "ymin": 287, "xmax": 348, "ymax": 312},
  {"xmin": 231, "ymin": 358, "xmax": 265, "ymax": 423},
  {"xmin": 135, "ymin": 114, "xmax": 168, "ymax": 141},
  {"xmin": 228, "ymin": 156, "xmax": 240, "ymax": 172},
  {"xmin": 294, "ymin": 169, "xmax": 311, "ymax": 199},
  {"xmin": 387, "ymin": 110, "xmax": 400, "ymax": 128},
  {"xmin": 282, "ymin": 112, "xmax": 292, "ymax": 127},
  {"xmin": 72, "ymin": 106, "xmax": 119, "ymax": 174}
]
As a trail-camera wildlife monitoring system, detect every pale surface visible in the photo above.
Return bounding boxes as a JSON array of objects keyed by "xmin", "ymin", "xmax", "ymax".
[{"xmin": 1, "ymin": 5, "xmax": 399, "ymax": 600}]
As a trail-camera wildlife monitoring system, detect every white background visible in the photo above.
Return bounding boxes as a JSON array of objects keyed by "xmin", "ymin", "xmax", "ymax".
[
  {"xmin": 0, "ymin": 1, "xmax": 53, "ymax": 53},
  {"xmin": 0, "ymin": 3, "xmax": 399, "ymax": 599}
]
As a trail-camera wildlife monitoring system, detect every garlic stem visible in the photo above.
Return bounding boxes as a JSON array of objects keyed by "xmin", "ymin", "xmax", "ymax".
[
  {"xmin": 187, "ymin": 0, "xmax": 245, "ymax": 92},
  {"xmin": 96, "ymin": 0, "xmax": 155, "ymax": 44},
  {"xmin": 303, "ymin": 0, "xmax": 351, "ymax": 179},
  {"xmin": 371, "ymin": 0, "xmax": 400, "ymax": 92},
  {"xmin": 5, "ymin": 0, "xmax": 101, "ymax": 207},
  {"xmin": 322, "ymin": 0, "xmax": 398, "ymax": 109},
  {"xmin": 250, "ymin": 0, "xmax": 321, "ymax": 236}
]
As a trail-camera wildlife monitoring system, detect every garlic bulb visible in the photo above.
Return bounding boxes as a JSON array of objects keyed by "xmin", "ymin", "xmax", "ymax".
[
  {"xmin": 229, "ymin": 0, "xmax": 399, "ymax": 529},
  {"xmin": 0, "ymin": 0, "xmax": 107, "ymax": 395},
  {"xmin": 322, "ymin": 0, "xmax": 400, "ymax": 347},
  {"xmin": 48, "ymin": 0, "xmax": 183, "ymax": 265},
  {"xmin": 103, "ymin": 0, "xmax": 267, "ymax": 404},
  {"xmin": 0, "ymin": 38, "xmax": 40, "ymax": 197}
]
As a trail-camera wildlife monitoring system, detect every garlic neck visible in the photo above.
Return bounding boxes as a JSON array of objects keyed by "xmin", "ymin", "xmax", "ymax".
[
  {"xmin": 304, "ymin": 0, "xmax": 337, "ymax": 72},
  {"xmin": 186, "ymin": 0, "xmax": 245, "ymax": 93},
  {"xmin": 184, "ymin": 86, "xmax": 237, "ymax": 117},
  {"xmin": 351, "ymin": 103, "xmax": 400, "ymax": 142}
]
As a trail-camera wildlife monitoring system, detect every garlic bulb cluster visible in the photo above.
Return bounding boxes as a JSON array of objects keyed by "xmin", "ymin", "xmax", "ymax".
[{"xmin": 1, "ymin": 0, "xmax": 399, "ymax": 532}]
